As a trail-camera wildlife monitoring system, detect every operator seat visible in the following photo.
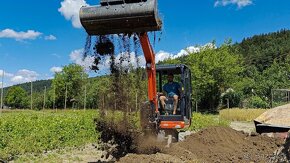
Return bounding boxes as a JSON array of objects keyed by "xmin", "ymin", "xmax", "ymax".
[{"xmin": 159, "ymin": 96, "xmax": 180, "ymax": 115}]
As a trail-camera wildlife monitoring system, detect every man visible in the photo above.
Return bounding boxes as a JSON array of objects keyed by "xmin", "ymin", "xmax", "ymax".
[{"xmin": 159, "ymin": 73, "xmax": 181, "ymax": 115}]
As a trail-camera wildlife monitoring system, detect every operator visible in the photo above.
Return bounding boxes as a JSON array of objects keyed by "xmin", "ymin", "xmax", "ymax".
[{"xmin": 159, "ymin": 73, "xmax": 181, "ymax": 115}]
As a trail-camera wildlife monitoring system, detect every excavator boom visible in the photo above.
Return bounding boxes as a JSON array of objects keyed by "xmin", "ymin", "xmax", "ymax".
[{"xmin": 139, "ymin": 33, "xmax": 158, "ymax": 112}]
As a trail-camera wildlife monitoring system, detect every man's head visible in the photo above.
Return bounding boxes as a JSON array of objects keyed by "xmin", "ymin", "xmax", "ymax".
[{"xmin": 167, "ymin": 73, "xmax": 174, "ymax": 82}]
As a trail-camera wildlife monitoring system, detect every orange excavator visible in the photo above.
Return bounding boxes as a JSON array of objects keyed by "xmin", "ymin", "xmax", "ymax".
[{"xmin": 80, "ymin": 0, "xmax": 192, "ymax": 141}]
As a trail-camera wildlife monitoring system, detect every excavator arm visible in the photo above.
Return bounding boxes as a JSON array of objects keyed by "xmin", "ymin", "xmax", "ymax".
[{"xmin": 139, "ymin": 33, "xmax": 158, "ymax": 113}]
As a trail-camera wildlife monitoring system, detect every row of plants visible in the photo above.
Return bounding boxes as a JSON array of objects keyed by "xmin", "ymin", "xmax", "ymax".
[
  {"xmin": 0, "ymin": 110, "xmax": 99, "ymax": 161},
  {"xmin": 189, "ymin": 113, "xmax": 229, "ymax": 131}
]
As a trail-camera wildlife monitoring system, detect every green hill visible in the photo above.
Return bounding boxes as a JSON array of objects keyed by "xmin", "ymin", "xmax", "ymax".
[
  {"xmin": 4, "ymin": 80, "xmax": 52, "ymax": 95},
  {"xmin": 235, "ymin": 29, "xmax": 290, "ymax": 71}
]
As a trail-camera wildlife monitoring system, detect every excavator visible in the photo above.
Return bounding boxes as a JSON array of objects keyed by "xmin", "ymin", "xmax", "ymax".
[{"xmin": 79, "ymin": 0, "xmax": 192, "ymax": 142}]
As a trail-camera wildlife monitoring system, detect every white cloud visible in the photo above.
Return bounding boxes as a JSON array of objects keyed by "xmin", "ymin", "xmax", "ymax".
[
  {"xmin": 69, "ymin": 48, "xmax": 95, "ymax": 70},
  {"xmin": 96, "ymin": 44, "xmax": 209, "ymax": 71},
  {"xmin": 58, "ymin": 0, "xmax": 89, "ymax": 28},
  {"xmin": 173, "ymin": 46, "xmax": 200, "ymax": 59},
  {"xmin": 11, "ymin": 76, "xmax": 24, "ymax": 83},
  {"xmin": 0, "ymin": 70, "xmax": 14, "ymax": 77},
  {"xmin": 155, "ymin": 51, "xmax": 174, "ymax": 62},
  {"xmin": 45, "ymin": 35, "xmax": 57, "ymax": 40},
  {"xmin": 155, "ymin": 43, "xmax": 216, "ymax": 61},
  {"xmin": 214, "ymin": 0, "xmax": 253, "ymax": 8},
  {"xmin": 0, "ymin": 29, "xmax": 42, "ymax": 41},
  {"xmin": 10, "ymin": 69, "xmax": 39, "ymax": 84},
  {"xmin": 46, "ymin": 76, "xmax": 54, "ymax": 80},
  {"xmin": 0, "ymin": 81, "xmax": 8, "ymax": 88},
  {"xmin": 51, "ymin": 53, "xmax": 61, "ymax": 58},
  {"xmin": 50, "ymin": 66, "xmax": 63, "ymax": 73}
]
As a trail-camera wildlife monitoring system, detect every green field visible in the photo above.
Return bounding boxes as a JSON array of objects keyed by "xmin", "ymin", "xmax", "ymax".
[
  {"xmin": 189, "ymin": 113, "xmax": 229, "ymax": 131},
  {"xmin": 0, "ymin": 110, "xmax": 99, "ymax": 161}
]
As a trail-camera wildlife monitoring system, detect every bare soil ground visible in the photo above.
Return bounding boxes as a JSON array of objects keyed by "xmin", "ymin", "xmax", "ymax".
[
  {"xmin": 10, "ymin": 144, "xmax": 107, "ymax": 163},
  {"xmin": 13, "ymin": 125, "xmax": 287, "ymax": 163},
  {"xmin": 230, "ymin": 121, "xmax": 255, "ymax": 134},
  {"xmin": 118, "ymin": 127, "xmax": 283, "ymax": 163}
]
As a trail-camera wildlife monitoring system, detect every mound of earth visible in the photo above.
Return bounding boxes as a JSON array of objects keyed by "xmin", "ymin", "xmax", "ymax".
[
  {"xmin": 269, "ymin": 134, "xmax": 290, "ymax": 163},
  {"xmin": 118, "ymin": 127, "xmax": 283, "ymax": 163},
  {"xmin": 119, "ymin": 153, "xmax": 184, "ymax": 163}
]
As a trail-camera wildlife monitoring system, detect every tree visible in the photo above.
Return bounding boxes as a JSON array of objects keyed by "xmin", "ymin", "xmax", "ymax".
[
  {"xmin": 185, "ymin": 43, "xmax": 243, "ymax": 111},
  {"xmin": 4, "ymin": 86, "xmax": 28, "ymax": 108},
  {"xmin": 159, "ymin": 42, "xmax": 244, "ymax": 111},
  {"xmin": 257, "ymin": 58, "xmax": 290, "ymax": 103},
  {"xmin": 52, "ymin": 64, "xmax": 88, "ymax": 108}
]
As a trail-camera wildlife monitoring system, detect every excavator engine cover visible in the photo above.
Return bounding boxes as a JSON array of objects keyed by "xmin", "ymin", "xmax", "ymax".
[{"xmin": 79, "ymin": 0, "xmax": 162, "ymax": 35}]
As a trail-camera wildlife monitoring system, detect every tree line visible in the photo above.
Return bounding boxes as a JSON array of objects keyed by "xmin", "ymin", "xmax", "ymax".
[
  {"xmin": 3, "ymin": 64, "xmax": 148, "ymax": 111},
  {"xmin": 3, "ymin": 29, "xmax": 290, "ymax": 111}
]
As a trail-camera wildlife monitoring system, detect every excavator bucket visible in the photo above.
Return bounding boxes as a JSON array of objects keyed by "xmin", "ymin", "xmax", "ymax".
[{"xmin": 79, "ymin": 0, "xmax": 162, "ymax": 35}]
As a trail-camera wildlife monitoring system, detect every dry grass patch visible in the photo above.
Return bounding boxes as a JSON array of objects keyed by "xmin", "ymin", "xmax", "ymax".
[{"xmin": 219, "ymin": 108, "xmax": 267, "ymax": 122}]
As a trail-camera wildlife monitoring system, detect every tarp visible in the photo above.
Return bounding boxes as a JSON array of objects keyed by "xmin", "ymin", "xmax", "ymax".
[{"xmin": 255, "ymin": 103, "xmax": 290, "ymax": 127}]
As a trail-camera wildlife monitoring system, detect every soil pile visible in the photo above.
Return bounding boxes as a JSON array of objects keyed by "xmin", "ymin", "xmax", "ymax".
[
  {"xmin": 118, "ymin": 127, "xmax": 284, "ymax": 163},
  {"xmin": 269, "ymin": 133, "xmax": 290, "ymax": 162}
]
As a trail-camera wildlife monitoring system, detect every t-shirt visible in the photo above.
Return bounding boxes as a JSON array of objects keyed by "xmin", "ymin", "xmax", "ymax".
[{"xmin": 163, "ymin": 82, "xmax": 181, "ymax": 97}]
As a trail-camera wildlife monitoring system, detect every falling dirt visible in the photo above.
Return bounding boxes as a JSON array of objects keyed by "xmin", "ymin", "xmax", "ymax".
[
  {"xmin": 94, "ymin": 115, "xmax": 162, "ymax": 161},
  {"xmin": 84, "ymin": 33, "xmax": 146, "ymax": 111}
]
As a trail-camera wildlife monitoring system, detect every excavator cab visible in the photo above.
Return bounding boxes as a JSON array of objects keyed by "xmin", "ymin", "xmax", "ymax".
[{"xmin": 156, "ymin": 64, "xmax": 192, "ymax": 129}]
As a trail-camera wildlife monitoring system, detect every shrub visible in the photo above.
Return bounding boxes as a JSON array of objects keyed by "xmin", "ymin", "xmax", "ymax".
[
  {"xmin": 189, "ymin": 113, "xmax": 229, "ymax": 131},
  {"xmin": 221, "ymin": 89, "xmax": 242, "ymax": 108},
  {"xmin": 248, "ymin": 96, "xmax": 269, "ymax": 108}
]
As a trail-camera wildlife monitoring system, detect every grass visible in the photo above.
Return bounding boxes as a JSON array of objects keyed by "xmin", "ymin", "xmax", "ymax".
[
  {"xmin": 219, "ymin": 108, "xmax": 267, "ymax": 122},
  {"xmin": 0, "ymin": 109, "xmax": 99, "ymax": 161},
  {"xmin": 13, "ymin": 145, "xmax": 100, "ymax": 163},
  {"xmin": 188, "ymin": 113, "xmax": 230, "ymax": 131}
]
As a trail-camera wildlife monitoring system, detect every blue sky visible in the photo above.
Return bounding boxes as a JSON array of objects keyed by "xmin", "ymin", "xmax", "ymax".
[{"xmin": 0, "ymin": 0, "xmax": 290, "ymax": 87}]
